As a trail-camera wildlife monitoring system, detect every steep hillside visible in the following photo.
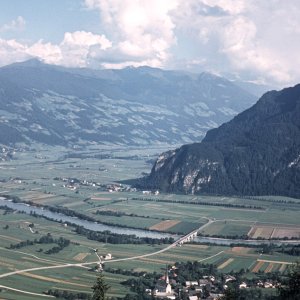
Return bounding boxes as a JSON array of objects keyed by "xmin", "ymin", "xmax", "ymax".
[
  {"xmin": 140, "ymin": 84, "xmax": 300, "ymax": 198},
  {"xmin": 0, "ymin": 59, "xmax": 255, "ymax": 147}
]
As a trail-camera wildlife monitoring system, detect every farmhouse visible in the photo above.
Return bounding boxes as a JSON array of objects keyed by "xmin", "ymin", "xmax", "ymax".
[
  {"xmin": 104, "ymin": 253, "xmax": 112, "ymax": 260},
  {"xmin": 239, "ymin": 282, "xmax": 248, "ymax": 289}
]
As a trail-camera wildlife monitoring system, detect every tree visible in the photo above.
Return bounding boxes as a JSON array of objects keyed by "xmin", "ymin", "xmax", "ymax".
[
  {"xmin": 278, "ymin": 262, "xmax": 300, "ymax": 300},
  {"xmin": 91, "ymin": 274, "xmax": 110, "ymax": 300},
  {"xmin": 219, "ymin": 286, "xmax": 239, "ymax": 300}
]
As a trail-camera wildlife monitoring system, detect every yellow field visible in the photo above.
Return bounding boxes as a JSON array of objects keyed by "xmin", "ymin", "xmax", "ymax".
[
  {"xmin": 257, "ymin": 259, "xmax": 293, "ymax": 265},
  {"xmin": 149, "ymin": 220, "xmax": 180, "ymax": 231},
  {"xmin": 90, "ymin": 197, "xmax": 111, "ymax": 201},
  {"xmin": 73, "ymin": 253, "xmax": 89, "ymax": 261},
  {"xmin": 271, "ymin": 228, "xmax": 300, "ymax": 239},
  {"xmin": 22, "ymin": 272, "xmax": 90, "ymax": 287},
  {"xmin": 231, "ymin": 247, "xmax": 251, "ymax": 254},
  {"xmin": 218, "ymin": 258, "xmax": 234, "ymax": 270},
  {"xmin": 22, "ymin": 191, "xmax": 56, "ymax": 201},
  {"xmin": 252, "ymin": 261, "xmax": 264, "ymax": 273},
  {"xmin": 265, "ymin": 263, "xmax": 274, "ymax": 273},
  {"xmin": 248, "ymin": 225, "xmax": 300, "ymax": 239}
]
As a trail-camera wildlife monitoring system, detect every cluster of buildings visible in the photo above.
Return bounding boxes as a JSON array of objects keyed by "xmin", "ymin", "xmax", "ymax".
[
  {"xmin": 150, "ymin": 269, "xmax": 225, "ymax": 300},
  {"xmin": 142, "ymin": 190, "xmax": 160, "ymax": 195},
  {"xmin": 0, "ymin": 147, "xmax": 15, "ymax": 161},
  {"xmin": 150, "ymin": 268, "xmax": 278, "ymax": 300},
  {"xmin": 55, "ymin": 176, "xmax": 137, "ymax": 193}
]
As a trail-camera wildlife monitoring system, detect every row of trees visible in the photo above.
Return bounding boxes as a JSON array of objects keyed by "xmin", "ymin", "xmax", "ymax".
[
  {"xmin": 8, "ymin": 233, "xmax": 70, "ymax": 254},
  {"xmin": 132, "ymin": 197, "xmax": 263, "ymax": 210},
  {"xmin": 94, "ymin": 210, "xmax": 161, "ymax": 220},
  {"xmin": 74, "ymin": 225, "xmax": 174, "ymax": 245}
]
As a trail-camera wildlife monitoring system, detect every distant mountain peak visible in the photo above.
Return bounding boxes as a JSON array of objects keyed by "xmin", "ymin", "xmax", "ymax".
[
  {"xmin": 7, "ymin": 58, "xmax": 46, "ymax": 68},
  {"xmin": 0, "ymin": 60, "xmax": 256, "ymax": 147}
]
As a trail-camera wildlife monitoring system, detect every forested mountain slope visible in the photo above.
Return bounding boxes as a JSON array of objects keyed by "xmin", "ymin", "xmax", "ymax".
[{"xmin": 139, "ymin": 84, "xmax": 300, "ymax": 198}]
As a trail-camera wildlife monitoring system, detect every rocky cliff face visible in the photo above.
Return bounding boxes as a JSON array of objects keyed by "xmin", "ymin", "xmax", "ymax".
[{"xmin": 139, "ymin": 84, "xmax": 300, "ymax": 198}]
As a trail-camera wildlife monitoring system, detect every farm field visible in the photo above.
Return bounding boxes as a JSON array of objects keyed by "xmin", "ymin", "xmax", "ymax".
[
  {"xmin": 0, "ymin": 209, "xmax": 297, "ymax": 299},
  {"xmin": 0, "ymin": 145, "xmax": 299, "ymax": 299},
  {"xmin": 248, "ymin": 224, "xmax": 300, "ymax": 239}
]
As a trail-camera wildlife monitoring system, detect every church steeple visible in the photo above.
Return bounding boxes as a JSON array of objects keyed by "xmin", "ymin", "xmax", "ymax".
[{"xmin": 165, "ymin": 265, "xmax": 169, "ymax": 284}]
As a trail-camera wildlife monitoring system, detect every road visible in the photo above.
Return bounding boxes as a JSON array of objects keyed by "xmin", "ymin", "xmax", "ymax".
[
  {"xmin": 0, "ymin": 220, "xmax": 212, "ymax": 280},
  {"xmin": 0, "ymin": 285, "xmax": 54, "ymax": 298},
  {"xmin": 2, "ymin": 217, "xmax": 298, "ymax": 297}
]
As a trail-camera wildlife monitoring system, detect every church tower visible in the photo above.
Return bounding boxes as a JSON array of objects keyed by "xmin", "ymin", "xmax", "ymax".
[{"xmin": 165, "ymin": 265, "xmax": 172, "ymax": 294}]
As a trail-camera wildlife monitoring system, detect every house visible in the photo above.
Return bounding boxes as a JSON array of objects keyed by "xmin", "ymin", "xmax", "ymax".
[
  {"xmin": 224, "ymin": 275, "xmax": 236, "ymax": 283},
  {"xmin": 145, "ymin": 289, "xmax": 152, "ymax": 295},
  {"xmin": 239, "ymin": 282, "xmax": 248, "ymax": 289},
  {"xmin": 199, "ymin": 279, "xmax": 210, "ymax": 287},
  {"xmin": 142, "ymin": 190, "xmax": 151, "ymax": 195},
  {"xmin": 104, "ymin": 253, "xmax": 112, "ymax": 260},
  {"xmin": 194, "ymin": 285, "xmax": 203, "ymax": 292},
  {"xmin": 257, "ymin": 280, "xmax": 264, "ymax": 287},
  {"xmin": 264, "ymin": 281, "xmax": 274, "ymax": 288},
  {"xmin": 185, "ymin": 281, "xmax": 198, "ymax": 287},
  {"xmin": 209, "ymin": 293, "xmax": 224, "ymax": 300}
]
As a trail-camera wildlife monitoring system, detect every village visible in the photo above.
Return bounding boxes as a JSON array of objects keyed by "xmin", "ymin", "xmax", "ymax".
[{"xmin": 147, "ymin": 264, "xmax": 279, "ymax": 300}]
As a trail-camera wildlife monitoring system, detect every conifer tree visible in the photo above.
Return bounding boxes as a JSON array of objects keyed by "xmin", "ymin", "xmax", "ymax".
[{"xmin": 91, "ymin": 274, "xmax": 110, "ymax": 300}]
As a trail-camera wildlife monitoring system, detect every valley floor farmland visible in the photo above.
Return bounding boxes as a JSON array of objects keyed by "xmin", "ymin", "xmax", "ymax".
[{"xmin": 0, "ymin": 145, "xmax": 299, "ymax": 299}]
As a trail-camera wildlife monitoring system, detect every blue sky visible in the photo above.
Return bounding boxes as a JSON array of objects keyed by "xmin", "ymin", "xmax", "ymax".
[{"xmin": 0, "ymin": 0, "xmax": 300, "ymax": 87}]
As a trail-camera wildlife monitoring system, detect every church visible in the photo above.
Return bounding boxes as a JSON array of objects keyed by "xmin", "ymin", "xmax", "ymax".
[{"xmin": 154, "ymin": 267, "xmax": 175, "ymax": 299}]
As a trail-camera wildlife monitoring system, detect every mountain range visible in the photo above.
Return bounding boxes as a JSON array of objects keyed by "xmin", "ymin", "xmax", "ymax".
[
  {"xmin": 138, "ymin": 84, "xmax": 300, "ymax": 198},
  {"xmin": 0, "ymin": 59, "xmax": 259, "ymax": 147}
]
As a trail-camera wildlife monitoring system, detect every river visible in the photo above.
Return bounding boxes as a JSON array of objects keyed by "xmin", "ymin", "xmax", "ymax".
[
  {"xmin": 1, "ymin": 197, "xmax": 299, "ymax": 246},
  {"xmin": 0, "ymin": 197, "xmax": 175, "ymax": 239}
]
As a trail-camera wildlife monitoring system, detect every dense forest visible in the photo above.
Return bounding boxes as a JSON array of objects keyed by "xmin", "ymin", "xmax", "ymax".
[{"xmin": 140, "ymin": 84, "xmax": 300, "ymax": 198}]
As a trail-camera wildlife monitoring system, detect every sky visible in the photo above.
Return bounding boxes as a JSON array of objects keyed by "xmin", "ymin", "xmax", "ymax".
[{"xmin": 0, "ymin": 0, "xmax": 300, "ymax": 87}]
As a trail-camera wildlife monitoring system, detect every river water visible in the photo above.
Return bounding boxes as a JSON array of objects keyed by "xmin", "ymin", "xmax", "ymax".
[
  {"xmin": 1, "ymin": 197, "xmax": 299, "ymax": 246},
  {"xmin": 0, "ymin": 197, "xmax": 175, "ymax": 239}
]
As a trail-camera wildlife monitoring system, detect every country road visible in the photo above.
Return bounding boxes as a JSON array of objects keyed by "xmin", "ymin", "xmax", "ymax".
[
  {"xmin": 0, "ymin": 220, "xmax": 212, "ymax": 280},
  {"xmin": 1, "ymin": 217, "xmax": 298, "ymax": 297},
  {"xmin": 0, "ymin": 220, "xmax": 216, "ymax": 297},
  {"xmin": 0, "ymin": 285, "xmax": 54, "ymax": 298}
]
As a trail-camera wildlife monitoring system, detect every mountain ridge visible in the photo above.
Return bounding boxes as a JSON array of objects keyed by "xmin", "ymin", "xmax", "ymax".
[
  {"xmin": 0, "ymin": 60, "xmax": 257, "ymax": 147},
  {"xmin": 138, "ymin": 84, "xmax": 300, "ymax": 198}
]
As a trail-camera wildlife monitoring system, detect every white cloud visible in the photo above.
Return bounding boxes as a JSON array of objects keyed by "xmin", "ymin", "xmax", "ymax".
[
  {"xmin": 0, "ymin": 16, "xmax": 26, "ymax": 32},
  {"xmin": 0, "ymin": 31, "xmax": 112, "ymax": 68},
  {"xmin": 59, "ymin": 31, "xmax": 112, "ymax": 67},
  {"xmin": 172, "ymin": 0, "xmax": 300, "ymax": 86},
  {"xmin": 84, "ymin": 0, "xmax": 179, "ymax": 68},
  {"xmin": 26, "ymin": 40, "xmax": 62, "ymax": 65},
  {"xmin": 1, "ymin": 1, "xmax": 300, "ymax": 86},
  {"xmin": 0, "ymin": 38, "xmax": 29, "ymax": 66}
]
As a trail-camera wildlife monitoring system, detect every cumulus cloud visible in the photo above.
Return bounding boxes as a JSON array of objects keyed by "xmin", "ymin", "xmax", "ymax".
[
  {"xmin": 0, "ymin": 1, "xmax": 300, "ymax": 86},
  {"xmin": 84, "ymin": 0, "xmax": 179, "ymax": 68},
  {"xmin": 26, "ymin": 40, "xmax": 62, "ymax": 65},
  {"xmin": 0, "ymin": 16, "xmax": 26, "ymax": 32},
  {"xmin": 0, "ymin": 31, "xmax": 112, "ymax": 68},
  {"xmin": 172, "ymin": 0, "xmax": 300, "ymax": 85},
  {"xmin": 0, "ymin": 38, "xmax": 29, "ymax": 65},
  {"xmin": 59, "ymin": 31, "xmax": 112, "ymax": 67}
]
